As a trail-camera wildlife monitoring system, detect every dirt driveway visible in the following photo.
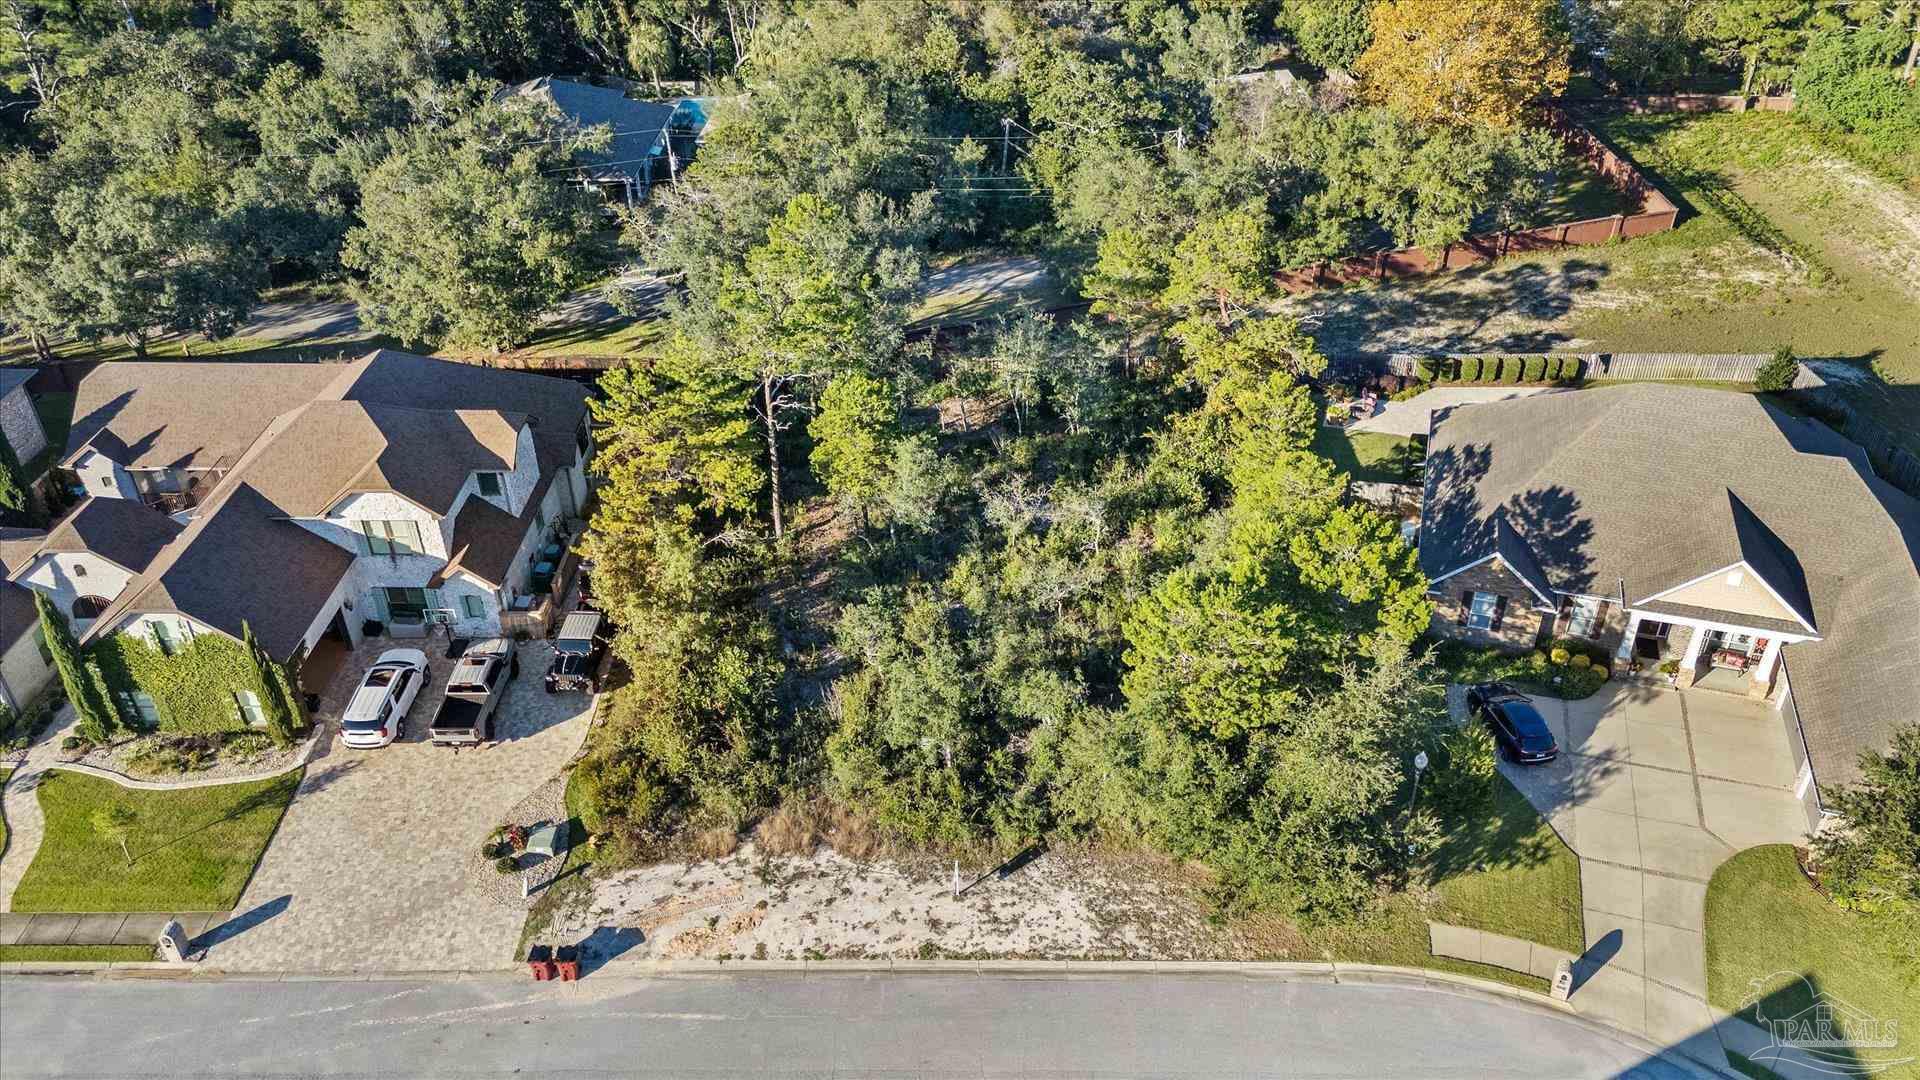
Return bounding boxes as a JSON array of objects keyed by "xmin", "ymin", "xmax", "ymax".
[{"xmin": 203, "ymin": 641, "xmax": 591, "ymax": 972}]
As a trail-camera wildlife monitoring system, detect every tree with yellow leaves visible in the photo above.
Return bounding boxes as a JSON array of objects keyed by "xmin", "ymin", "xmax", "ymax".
[{"xmin": 1354, "ymin": 0, "xmax": 1571, "ymax": 127}]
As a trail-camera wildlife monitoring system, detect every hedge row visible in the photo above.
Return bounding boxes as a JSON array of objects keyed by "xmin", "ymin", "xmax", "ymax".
[{"xmin": 1411, "ymin": 355, "xmax": 1584, "ymax": 384}]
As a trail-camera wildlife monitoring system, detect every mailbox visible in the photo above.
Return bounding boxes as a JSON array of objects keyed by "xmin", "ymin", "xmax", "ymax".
[
  {"xmin": 157, "ymin": 920, "xmax": 193, "ymax": 963},
  {"xmin": 1551, "ymin": 959, "xmax": 1575, "ymax": 1001}
]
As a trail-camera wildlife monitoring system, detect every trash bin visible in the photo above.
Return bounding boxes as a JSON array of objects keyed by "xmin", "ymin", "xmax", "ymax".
[
  {"xmin": 554, "ymin": 945, "xmax": 580, "ymax": 982},
  {"xmin": 526, "ymin": 944, "xmax": 555, "ymax": 981}
]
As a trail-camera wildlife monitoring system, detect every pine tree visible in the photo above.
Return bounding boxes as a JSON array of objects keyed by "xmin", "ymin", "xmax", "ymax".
[{"xmin": 34, "ymin": 590, "xmax": 117, "ymax": 742}]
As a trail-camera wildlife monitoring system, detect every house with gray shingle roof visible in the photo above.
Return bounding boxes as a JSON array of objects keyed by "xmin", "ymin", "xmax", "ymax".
[
  {"xmin": 501, "ymin": 76, "xmax": 707, "ymax": 206},
  {"xmin": 17, "ymin": 352, "xmax": 593, "ymax": 722},
  {"xmin": 1419, "ymin": 384, "xmax": 1920, "ymax": 828}
]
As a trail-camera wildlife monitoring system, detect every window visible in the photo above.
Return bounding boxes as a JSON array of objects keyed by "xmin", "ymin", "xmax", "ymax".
[
  {"xmin": 476, "ymin": 472, "xmax": 504, "ymax": 498},
  {"xmin": 116, "ymin": 690, "xmax": 161, "ymax": 728},
  {"xmin": 152, "ymin": 620, "xmax": 178, "ymax": 656},
  {"xmin": 534, "ymin": 502, "xmax": 545, "ymax": 529},
  {"xmin": 360, "ymin": 519, "xmax": 425, "ymax": 556},
  {"xmin": 382, "ymin": 587, "xmax": 429, "ymax": 623},
  {"xmin": 1565, "ymin": 596, "xmax": 1602, "ymax": 638},
  {"xmin": 234, "ymin": 690, "xmax": 266, "ymax": 728},
  {"xmin": 71, "ymin": 595, "xmax": 110, "ymax": 621},
  {"xmin": 73, "ymin": 563, "xmax": 86, "ymax": 578},
  {"xmin": 575, "ymin": 419, "xmax": 592, "ymax": 458},
  {"xmin": 33, "ymin": 626, "xmax": 50, "ymax": 665},
  {"xmin": 461, "ymin": 594, "xmax": 487, "ymax": 619},
  {"xmin": 99, "ymin": 475, "xmax": 113, "ymax": 489},
  {"xmin": 1466, "ymin": 591, "xmax": 1500, "ymax": 630}
]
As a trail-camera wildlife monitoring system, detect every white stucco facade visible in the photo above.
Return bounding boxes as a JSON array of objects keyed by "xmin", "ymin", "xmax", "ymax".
[
  {"xmin": 71, "ymin": 448, "xmax": 138, "ymax": 501},
  {"xmin": 16, "ymin": 551, "xmax": 136, "ymax": 629}
]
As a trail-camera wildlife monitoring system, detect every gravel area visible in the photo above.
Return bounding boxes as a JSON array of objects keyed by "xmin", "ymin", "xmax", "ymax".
[
  {"xmin": 544, "ymin": 843, "xmax": 1240, "ymax": 966},
  {"xmin": 58, "ymin": 732, "xmax": 309, "ymax": 785},
  {"xmin": 464, "ymin": 775, "xmax": 571, "ymax": 909}
]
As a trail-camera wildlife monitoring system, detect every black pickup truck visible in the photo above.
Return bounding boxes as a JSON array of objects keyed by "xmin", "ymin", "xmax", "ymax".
[{"xmin": 429, "ymin": 638, "xmax": 519, "ymax": 747}]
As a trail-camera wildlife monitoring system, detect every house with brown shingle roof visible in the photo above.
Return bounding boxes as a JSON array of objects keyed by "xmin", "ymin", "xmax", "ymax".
[
  {"xmin": 17, "ymin": 352, "xmax": 592, "ymax": 716},
  {"xmin": 1418, "ymin": 384, "xmax": 1920, "ymax": 829}
]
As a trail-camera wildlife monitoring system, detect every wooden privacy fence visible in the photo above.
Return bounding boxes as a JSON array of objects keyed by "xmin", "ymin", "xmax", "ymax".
[
  {"xmin": 1276, "ymin": 111, "xmax": 1679, "ymax": 293},
  {"xmin": 1563, "ymin": 94, "xmax": 1795, "ymax": 115},
  {"xmin": 1334, "ymin": 352, "xmax": 1828, "ymax": 389}
]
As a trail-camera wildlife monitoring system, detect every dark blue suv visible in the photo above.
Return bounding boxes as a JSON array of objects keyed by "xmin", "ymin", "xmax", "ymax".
[{"xmin": 1466, "ymin": 682, "xmax": 1560, "ymax": 765}]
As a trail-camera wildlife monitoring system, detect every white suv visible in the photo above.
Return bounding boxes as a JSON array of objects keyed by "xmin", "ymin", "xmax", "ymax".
[{"xmin": 339, "ymin": 649, "xmax": 429, "ymax": 749}]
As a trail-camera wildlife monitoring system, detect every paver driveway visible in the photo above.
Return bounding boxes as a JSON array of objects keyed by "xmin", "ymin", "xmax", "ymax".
[
  {"xmin": 204, "ymin": 640, "xmax": 591, "ymax": 972},
  {"xmin": 1495, "ymin": 680, "xmax": 1810, "ymax": 1053}
]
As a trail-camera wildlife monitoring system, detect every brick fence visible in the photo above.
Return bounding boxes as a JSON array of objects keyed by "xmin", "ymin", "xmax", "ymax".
[{"xmin": 1276, "ymin": 111, "xmax": 1679, "ymax": 293}]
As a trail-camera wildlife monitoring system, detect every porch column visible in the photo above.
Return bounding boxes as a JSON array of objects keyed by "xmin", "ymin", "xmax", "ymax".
[
  {"xmin": 1616, "ymin": 611, "xmax": 1644, "ymax": 662},
  {"xmin": 1750, "ymin": 637, "xmax": 1784, "ymax": 696},
  {"xmin": 1676, "ymin": 622, "xmax": 1710, "ymax": 686}
]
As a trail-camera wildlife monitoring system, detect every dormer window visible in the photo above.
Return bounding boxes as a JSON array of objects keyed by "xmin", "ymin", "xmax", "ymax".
[{"xmin": 477, "ymin": 472, "xmax": 504, "ymax": 498}]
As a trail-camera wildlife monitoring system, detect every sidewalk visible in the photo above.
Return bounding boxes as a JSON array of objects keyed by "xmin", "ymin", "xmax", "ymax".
[{"xmin": 1, "ymin": 910, "xmax": 227, "ymax": 947}]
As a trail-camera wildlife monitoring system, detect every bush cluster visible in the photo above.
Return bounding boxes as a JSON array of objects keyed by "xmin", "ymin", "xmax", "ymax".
[{"xmin": 1405, "ymin": 355, "xmax": 1583, "ymax": 387}]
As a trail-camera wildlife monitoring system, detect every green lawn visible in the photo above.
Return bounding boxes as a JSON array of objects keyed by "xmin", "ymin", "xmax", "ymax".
[
  {"xmin": 0, "ymin": 944, "xmax": 156, "ymax": 962},
  {"xmin": 1310, "ymin": 424, "xmax": 1421, "ymax": 485},
  {"xmin": 1706, "ymin": 845, "xmax": 1917, "ymax": 1068},
  {"xmin": 10, "ymin": 769, "xmax": 300, "ymax": 913},
  {"xmin": 1241, "ymin": 772, "xmax": 1583, "ymax": 991}
]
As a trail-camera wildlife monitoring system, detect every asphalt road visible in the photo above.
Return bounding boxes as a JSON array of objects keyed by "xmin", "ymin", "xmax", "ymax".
[{"xmin": 0, "ymin": 973, "xmax": 1703, "ymax": 1079}]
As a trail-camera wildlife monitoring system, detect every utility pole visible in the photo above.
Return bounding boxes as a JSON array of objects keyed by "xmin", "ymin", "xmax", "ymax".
[{"xmin": 999, "ymin": 117, "xmax": 1011, "ymax": 173}]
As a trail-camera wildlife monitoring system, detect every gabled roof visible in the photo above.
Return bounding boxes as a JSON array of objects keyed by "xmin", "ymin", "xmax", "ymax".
[
  {"xmin": 1420, "ymin": 384, "xmax": 1920, "ymax": 787},
  {"xmin": 0, "ymin": 368, "xmax": 32, "ymax": 399},
  {"xmin": 1493, "ymin": 514, "xmax": 1558, "ymax": 610},
  {"xmin": 501, "ymin": 77, "xmax": 689, "ymax": 188},
  {"xmin": 30, "ymin": 497, "xmax": 183, "ymax": 575},
  {"xmin": 430, "ymin": 495, "xmax": 526, "ymax": 589},
  {"xmin": 0, "ymin": 528, "xmax": 46, "ymax": 575},
  {"xmin": 83, "ymin": 483, "xmax": 355, "ymax": 659},
  {"xmin": 239, "ymin": 401, "xmax": 523, "ymax": 519},
  {"xmin": 63, "ymin": 362, "xmax": 343, "ymax": 471}
]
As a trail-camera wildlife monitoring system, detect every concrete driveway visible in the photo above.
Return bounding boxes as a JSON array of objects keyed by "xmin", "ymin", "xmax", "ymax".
[
  {"xmin": 1348, "ymin": 386, "xmax": 1563, "ymax": 438},
  {"xmin": 203, "ymin": 640, "xmax": 591, "ymax": 972},
  {"xmin": 1496, "ymin": 680, "xmax": 1810, "ymax": 1051}
]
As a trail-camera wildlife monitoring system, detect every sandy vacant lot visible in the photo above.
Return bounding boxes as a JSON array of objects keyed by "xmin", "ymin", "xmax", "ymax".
[{"xmin": 542, "ymin": 844, "xmax": 1241, "ymax": 965}]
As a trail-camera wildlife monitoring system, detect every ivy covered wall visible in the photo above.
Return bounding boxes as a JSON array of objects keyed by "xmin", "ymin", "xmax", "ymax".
[{"xmin": 91, "ymin": 630, "xmax": 302, "ymax": 738}]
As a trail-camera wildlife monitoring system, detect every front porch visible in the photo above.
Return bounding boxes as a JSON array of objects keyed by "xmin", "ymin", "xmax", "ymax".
[{"xmin": 1613, "ymin": 609, "xmax": 1798, "ymax": 701}]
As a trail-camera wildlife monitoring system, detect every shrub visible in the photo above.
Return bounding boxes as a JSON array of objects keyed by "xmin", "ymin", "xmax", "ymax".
[
  {"xmin": 494, "ymin": 856, "xmax": 518, "ymax": 874},
  {"xmin": 1522, "ymin": 356, "xmax": 1546, "ymax": 382},
  {"xmin": 61, "ymin": 735, "xmax": 88, "ymax": 752},
  {"xmin": 1659, "ymin": 659, "xmax": 1681, "ymax": 675},
  {"xmin": 1414, "ymin": 357, "xmax": 1443, "ymax": 382},
  {"xmin": 1389, "ymin": 384, "xmax": 1427, "ymax": 402},
  {"xmin": 1459, "ymin": 356, "xmax": 1482, "ymax": 381},
  {"xmin": 1550, "ymin": 646, "xmax": 1571, "ymax": 665},
  {"xmin": 1527, "ymin": 650, "xmax": 1548, "ymax": 669},
  {"xmin": 1755, "ymin": 345, "xmax": 1799, "ymax": 392},
  {"xmin": 1570, "ymin": 653, "xmax": 1592, "ymax": 669},
  {"xmin": 571, "ymin": 749, "xmax": 672, "ymax": 835},
  {"xmin": 1431, "ymin": 723, "xmax": 1499, "ymax": 815},
  {"xmin": 222, "ymin": 732, "xmax": 274, "ymax": 766}
]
